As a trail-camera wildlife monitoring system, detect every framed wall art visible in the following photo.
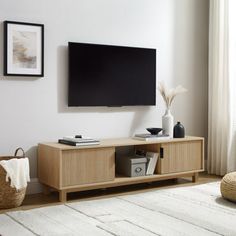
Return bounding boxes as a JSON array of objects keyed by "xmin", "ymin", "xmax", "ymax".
[{"xmin": 4, "ymin": 21, "xmax": 44, "ymax": 77}]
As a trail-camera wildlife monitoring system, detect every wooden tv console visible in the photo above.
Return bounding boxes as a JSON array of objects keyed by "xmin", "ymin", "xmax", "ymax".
[{"xmin": 38, "ymin": 136, "xmax": 204, "ymax": 202}]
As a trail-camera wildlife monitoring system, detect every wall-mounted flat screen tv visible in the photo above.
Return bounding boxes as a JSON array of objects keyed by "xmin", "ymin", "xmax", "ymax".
[{"xmin": 68, "ymin": 42, "xmax": 156, "ymax": 106}]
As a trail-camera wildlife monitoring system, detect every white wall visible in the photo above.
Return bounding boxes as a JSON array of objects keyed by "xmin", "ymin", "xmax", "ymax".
[{"xmin": 0, "ymin": 0, "xmax": 209, "ymax": 178}]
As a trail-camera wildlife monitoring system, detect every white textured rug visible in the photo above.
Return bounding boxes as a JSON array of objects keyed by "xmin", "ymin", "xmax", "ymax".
[{"xmin": 1, "ymin": 182, "xmax": 236, "ymax": 236}]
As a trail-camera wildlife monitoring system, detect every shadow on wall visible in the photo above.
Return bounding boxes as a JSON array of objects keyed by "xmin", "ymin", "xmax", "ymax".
[
  {"xmin": 25, "ymin": 146, "xmax": 38, "ymax": 179},
  {"xmin": 172, "ymin": 0, "xmax": 209, "ymax": 138},
  {"xmin": 0, "ymin": 22, "xmax": 4, "ymax": 76},
  {"xmin": 128, "ymin": 106, "xmax": 152, "ymax": 136},
  {"xmin": 228, "ymin": 132, "xmax": 236, "ymax": 172}
]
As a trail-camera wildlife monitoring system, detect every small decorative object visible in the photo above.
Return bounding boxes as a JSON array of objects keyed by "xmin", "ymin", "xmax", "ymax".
[
  {"xmin": 174, "ymin": 121, "xmax": 185, "ymax": 138},
  {"xmin": 4, "ymin": 21, "xmax": 44, "ymax": 77},
  {"xmin": 146, "ymin": 128, "xmax": 163, "ymax": 135},
  {"xmin": 158, "ymin": 82, "xmax": 187, "ymax": 138}
]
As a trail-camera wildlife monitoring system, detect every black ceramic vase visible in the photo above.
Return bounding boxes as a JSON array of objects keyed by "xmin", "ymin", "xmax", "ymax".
[{"xmin": 173, "ymin": 122, "xmax": 185, "ymax": 138}]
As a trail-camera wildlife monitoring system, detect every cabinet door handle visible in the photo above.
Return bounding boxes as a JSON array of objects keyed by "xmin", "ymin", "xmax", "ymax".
[{"xmin": 160, "ymin": 147, "xmax": 164, "ymax": 158}]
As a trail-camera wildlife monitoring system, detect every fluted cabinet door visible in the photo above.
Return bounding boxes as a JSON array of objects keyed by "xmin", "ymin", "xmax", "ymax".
[
  {"xmin": 62, "ymin": 147, "xmax": 115, "ymax": 187},
  {"xmin": 156, "ymin": 141, "xmax": 203, "ymax": 174}
]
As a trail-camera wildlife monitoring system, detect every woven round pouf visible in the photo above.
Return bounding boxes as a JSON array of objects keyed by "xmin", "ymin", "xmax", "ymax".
[{"xmin": 221, "ymin": 172, "xmax": 236, "ymax": 203}]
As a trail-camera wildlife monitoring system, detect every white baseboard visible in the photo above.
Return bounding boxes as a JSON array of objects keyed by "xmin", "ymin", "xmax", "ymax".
[{"xmin": 26, "ymin": 178, "xmax": 43, "ymax": 195}]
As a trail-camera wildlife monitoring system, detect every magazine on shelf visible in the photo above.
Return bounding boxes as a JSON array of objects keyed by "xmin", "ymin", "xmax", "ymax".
[
  {"xmin": 58, "ymin": 139, "xmax": 100, "ymax": 146},
  {"xmin": 133, "ymin": 133, "xmax": 170, "ymax": 141},
  {"xmin": 135, "ymin": 150, "xmax": 159, "ymax": 175},
  {"xmin": 63, "ymin": 136, "xmax": 99, "ymax": 143}
]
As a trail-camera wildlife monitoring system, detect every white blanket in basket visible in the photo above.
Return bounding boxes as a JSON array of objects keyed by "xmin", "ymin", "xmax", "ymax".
[{"xmin": 0, "ymin": 158, "xmax": 30, "ymax": 190}]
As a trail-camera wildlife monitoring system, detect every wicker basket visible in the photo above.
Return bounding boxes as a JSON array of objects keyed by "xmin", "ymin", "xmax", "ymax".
[{"xmin": 0, "ymin": 148, "xmax": 27, "ymax": 209}]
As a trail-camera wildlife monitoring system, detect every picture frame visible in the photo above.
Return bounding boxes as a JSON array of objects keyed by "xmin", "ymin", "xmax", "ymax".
[{"xmin": 4, "ymin": 21, "xmax": 44, "ymax": 77}]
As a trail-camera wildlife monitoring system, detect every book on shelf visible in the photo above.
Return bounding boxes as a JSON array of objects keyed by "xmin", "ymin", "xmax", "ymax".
[
  {"xmin": 146, "ymin": 152, "xmax": 159, "ymax": 175},
  {"xmin": 63, "ymin": 136, "xmax": 99, "ymax": 143},
  {"xmin": 58, "ymin": 139, "xmax": 100, "ymax": 146},
  {"xmin": 135, "ymin": 150, "xmax": 159, "ymax": 175},
  {"xmin": 133, "ymin": 133, "xmax": 170, "ymax": 141}
]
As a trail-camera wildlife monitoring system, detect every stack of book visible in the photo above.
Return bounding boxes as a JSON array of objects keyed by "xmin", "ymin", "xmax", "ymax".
[
  {"xmin": 133, "ymin": 133, "xmax": 170, "ymax": 141},
  {"xmin": 58, "ymin": 136, "xmax": 100, "ymax": 146},
  {"xmin": 135, "ymin": 150, "xmax": 159, "ymax": 175}
]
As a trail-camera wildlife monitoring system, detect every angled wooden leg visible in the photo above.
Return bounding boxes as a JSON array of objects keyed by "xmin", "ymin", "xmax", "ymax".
[
  {"xmin": 59, "ymin": 190, "xmax": 67, "ymax": 202},
  {"xmin": 192, "ymin": 173, "xmax": 199, "ymax": 183}
]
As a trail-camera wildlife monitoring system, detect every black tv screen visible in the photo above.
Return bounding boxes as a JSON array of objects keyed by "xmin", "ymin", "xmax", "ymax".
[{"xmin": 68, "ymin": 42, "xmax": 156, "ymax": 106}]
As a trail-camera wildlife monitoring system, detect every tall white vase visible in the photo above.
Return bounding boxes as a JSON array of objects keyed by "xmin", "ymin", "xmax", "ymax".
[{"xmin": 162, "ymin": 108, "xmax": 174, "ymax": 138}]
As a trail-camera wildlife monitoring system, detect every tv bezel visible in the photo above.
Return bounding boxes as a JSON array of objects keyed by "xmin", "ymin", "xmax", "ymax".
[{"xmin": 68, "ymin": 42, "xmax": 156, "ymax": 107}]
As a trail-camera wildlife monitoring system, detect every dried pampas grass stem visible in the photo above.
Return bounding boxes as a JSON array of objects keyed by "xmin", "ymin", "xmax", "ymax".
[{"xmin": 158, "ymin": 82, "xmax": 187, "ymax": 109}]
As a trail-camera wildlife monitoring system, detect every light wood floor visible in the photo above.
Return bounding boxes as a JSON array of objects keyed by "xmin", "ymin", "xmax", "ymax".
[{"xmin": 0, "ymin": 173, "xmax": 221, "ymax": 214}]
